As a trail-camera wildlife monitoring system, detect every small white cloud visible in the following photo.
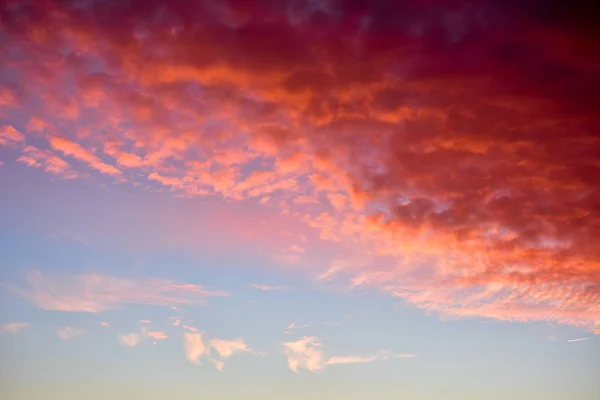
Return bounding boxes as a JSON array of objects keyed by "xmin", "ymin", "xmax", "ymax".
[
  {"xmin": 140, "ymin": 319, "xmax": 151, "ymax": 324},
  {"xmin": 57, "ymin": 326, "xmax": 84, "ymax": 340},
  {"xmin": 282, "ymin": 336, "xmax": 325, "ymax": 373}
]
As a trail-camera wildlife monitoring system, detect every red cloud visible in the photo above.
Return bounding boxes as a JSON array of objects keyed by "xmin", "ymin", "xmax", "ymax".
[{"xmin": 1, "ymin": 0, "xmax": 599, "ymax": 332}]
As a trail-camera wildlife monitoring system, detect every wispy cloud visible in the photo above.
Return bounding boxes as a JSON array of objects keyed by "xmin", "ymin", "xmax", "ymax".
[
  {"xmin": 140, "ymin": 319, "xmax": 151, "ymax": 324},
  {"xmin": 566, "ymin": 337, "xmax": 590, "ymax": 343},
  {"xmin": 282, "ymin": 336, "xmax": 414, "ymax": 373},
  {"xmin": 119, "ymin": 333, "xmax": 143, "ymax": 347},
  {"xmin": 100, "ymin": 321, "xmax": 110, "ymax": 327},
  {"xmin": 182, "ymin": 325, "xmax": 199, "ymax": 333},
  {"xmin": 249, "ymin": 284, "xmax": 288, "ymax": 291},
  {"xmin": 0, "ymin": 322, "xmax": 30, "ymax": 334},
  {"xmin": 57, "ymin": 327, "xmax": 84, "ymax": 340},
  {"xmin": 209, "ymin": 338, "xmax": 257, "ymax": 371},
  {"xmin": 325, "ymin": 355, "xmax": 377, "ymax": 365},
  {"xmin": 147, "ymin": 331, "xmax": 168, "ymax": 340},
  {"xmin": 49, "ymin": 137, "xmax": 121, "ymax": 176},
  {"xmin": 10, "ymin": 270, "xmax": 230, "ymax": 312}
]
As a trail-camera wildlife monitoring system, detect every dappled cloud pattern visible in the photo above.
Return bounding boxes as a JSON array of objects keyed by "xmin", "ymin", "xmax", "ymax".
[{"xmin": 1, "ymin": 0, "xmax": 599, "ymax": 332}]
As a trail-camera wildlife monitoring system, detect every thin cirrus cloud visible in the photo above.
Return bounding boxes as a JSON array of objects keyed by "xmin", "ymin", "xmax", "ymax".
[
  {"xmin": 249, "ymin": 284, "xmax": 288, "ymax": 292},
  {"xmin": 9, "ymin": 270, "xmax": 230, "ymax": 312},
  {"xmin": 0, "ymin": 322, "xmax": 30, "ymax": 334},
  {"xmin": 282, "ymin": 336, "xmax": 414, "ymax": 373},
  {"xmin": 1, "ymin": 1, "xmax": 599, "ymax": 332}
]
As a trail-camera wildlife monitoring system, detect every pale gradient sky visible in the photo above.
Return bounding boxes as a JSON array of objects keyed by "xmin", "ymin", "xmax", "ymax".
[{"xmin": 1, "ymin": 1, "xmax": 599, "ymax": 399}]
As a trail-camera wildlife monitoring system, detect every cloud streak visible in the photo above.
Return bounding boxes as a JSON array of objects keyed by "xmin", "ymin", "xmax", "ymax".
[
  {"xmin": 0, "ymin": 322, "xmax": 30, "ymax": 334},
  {"xmin": 10, "ymin": 270, "xmax": 230, "ymax": 312}
]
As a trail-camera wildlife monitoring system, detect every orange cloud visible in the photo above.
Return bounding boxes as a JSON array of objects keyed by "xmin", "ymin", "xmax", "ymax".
[
  {"xmin": 49, "ymin": 137, "xmax": 121, "ymax": 175},
  {"xmin": 0, "ymin": 125, "xmax": 25, "ymax": 144},
  {"xmin": 2, "ymin": 0, "xmax": 599, "ymax": 333}
]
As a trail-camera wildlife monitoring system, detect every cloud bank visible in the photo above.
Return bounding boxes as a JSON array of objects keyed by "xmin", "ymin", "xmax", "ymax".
[{"xmin": 1, "ymin": 0, "xmax": 599, "ymax": 332}]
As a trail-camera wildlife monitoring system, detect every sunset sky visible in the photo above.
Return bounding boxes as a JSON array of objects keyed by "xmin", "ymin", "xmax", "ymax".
[{"xmin": 0, "ymin": 1, "xmax": 599, "ymax": 399}]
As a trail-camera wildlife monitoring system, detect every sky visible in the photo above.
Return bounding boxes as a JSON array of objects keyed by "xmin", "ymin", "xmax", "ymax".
[{"xmin": 0, "ymin": 1, "xmax": 599, "ymax": 399}]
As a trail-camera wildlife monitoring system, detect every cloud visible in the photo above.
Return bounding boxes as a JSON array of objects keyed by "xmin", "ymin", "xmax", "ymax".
[
  {"xmin": 208, "ymin": 338, "xmax": 256, "ymax": 370},
  {"xmin": 325, "ymin": 355, "xmax": 377, "ymax": 365},
  {"xmin": 0, "ymin": 125, "xmax": 25, "ymax": 144},
  {"xmin": 183, "ymin": 333, "xmax": 206, "ymax": 364},
  {"xmin": 100, "ymin": 321, "xmax": 110, "ymax": 327},
  {"xmin": 182, "ymin": 325, "xmax": 199, "ymax": 333},
  {"xmin": 147, "ymin": 331, "xmax": 168, "ymax": 340},
  {"xmin": 140, "ymin": 319, "xmax": 151, "ymax": 324},
  {"xmin": 10, "ymin": 270, "xmax": 230, "ymax": 312},
  {"xmin": 119, "ymin": 333, "xmax": 143, "ymax": 347},
  {"xmin": 49, "ymin": 137, "xmax": 121, "ymax": 176},
  {"xmin": 57, "ymin": 327, "xmax": 84, "ymax": 340},
  {"xmin": 282, "ymin": 336, "xmax": 414, "ymax": 372},
  {"xmin": 2, "ymin": 0, "xmax": 600, "ymax": 333},
  {"xmin": 282, "ymin": 336, "xmax": 326, "ymax": 373},
  {"xmin": 566, "ymin": 337, "xmax": 590, "ymax": 343},
  {"xmin": 249, "ymin": 284, "xmax": 287, "ymax": 291},
  {"xmin": 17, "ymin": 146, "xmax": 77, "ymax": 179},
  {"xmin": 0, "ymin": 322, "xmax": 30, "ymax": 334},
  {"xmin": 172, "ymin": 319, "xmax": 181, "ymax": 327}
]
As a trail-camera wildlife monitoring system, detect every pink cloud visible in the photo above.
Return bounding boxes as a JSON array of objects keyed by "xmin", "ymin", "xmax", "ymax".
[
  {"xmin": 147, "ymin": 331, "xmax": 168, "ymax": 340},
  {"xmin": 49, "ymin": 137, "xmax": 121, "ymax": 176},
  {"xmin": 0, "ymin": 322, "xmax": 30, "ymax": 334},
  {"xmin": 182, "ymin": 325, "xmax": 199, "ymax": 333},
  {"xmin": 57, "ymin": 327, "xmax": 84, "ymax": 340},
  {"xmin": 11, "ymin": 270, "xmax": 230, "ymax": 312},
  {"xmin": 140, "ymin": 319, "xmax": 151, "ymax": 324},
  {"xmin": 0, "ymin": 125, "xmax": 25, "ymax": 144},
  {"xmin": 183, "ymin": 333, "xmax": 206, "ymax": 365},
  {"xmin": 100, "ymin": 321, "xmax": 110, "ymax": 327},
  {"xmin": 119, "ymin": 333, "xmax": 142, "ymax": 347}
]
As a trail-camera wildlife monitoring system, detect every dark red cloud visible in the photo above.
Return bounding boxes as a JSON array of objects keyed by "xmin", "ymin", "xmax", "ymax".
[{"xmin": 1, "ymin": 0, "xmax": 599, "ymax": 331}]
